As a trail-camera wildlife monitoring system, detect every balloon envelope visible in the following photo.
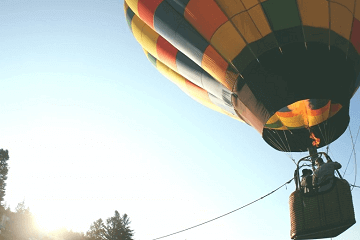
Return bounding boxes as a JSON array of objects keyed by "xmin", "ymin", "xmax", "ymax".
[{"xmin": 124, "ymin": 0, "xmax": 360, "ymax": 152}]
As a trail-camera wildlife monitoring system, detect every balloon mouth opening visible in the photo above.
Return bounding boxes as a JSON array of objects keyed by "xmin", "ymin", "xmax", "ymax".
[
  {"xmin": 264, "ymin": 99, "xmax": 342, "ymax": 131},
  {"xmin": 262, "ymin": 99, "xmax": 349, "ymax": 152}
]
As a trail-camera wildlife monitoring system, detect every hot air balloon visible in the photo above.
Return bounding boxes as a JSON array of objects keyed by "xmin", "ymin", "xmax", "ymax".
[{"xmin": 124, "ymin": 0, "xmax": 357, "ymax": 238}]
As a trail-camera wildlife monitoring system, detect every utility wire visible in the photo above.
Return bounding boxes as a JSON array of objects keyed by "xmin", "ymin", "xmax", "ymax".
[{"xmin": 151, "ymin": 178, "xmax": 294, "ymax": 240}]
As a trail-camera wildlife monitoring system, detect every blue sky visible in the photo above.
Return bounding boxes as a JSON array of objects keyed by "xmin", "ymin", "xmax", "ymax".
[{"xmin": 0, "ymin": 1, "xmax": 359, "ymax": 239}]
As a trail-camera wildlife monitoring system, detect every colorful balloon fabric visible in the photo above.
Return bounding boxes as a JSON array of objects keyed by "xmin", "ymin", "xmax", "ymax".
[{"xmin": 125, "ymin": 0, "xmax": 360, "ymax": 152}]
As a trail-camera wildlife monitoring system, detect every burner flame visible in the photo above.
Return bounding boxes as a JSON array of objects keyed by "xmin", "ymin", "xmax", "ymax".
[{"xmin": 310, "ymin": 132, "xmax": 320, "ymax": 147}]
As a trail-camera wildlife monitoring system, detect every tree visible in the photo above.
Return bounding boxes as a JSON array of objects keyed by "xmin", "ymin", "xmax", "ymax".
[
  {"xmin": 103, "ymin": 211, "xmax": 134, "ymax": 240},
  {"xmin": 120, "ymin": 214, "xmax": 133, "ymax": 240},
  {"xmin": 0, "ymin": 149, "xmax": 9, "ymax": 204},
  {"xmin": 0, "ymin": 201, "xmax": 37, "ymax": 240},
  {"xmin": 87, "ymin": 218, "xmax": 105, "ymax": 240}
]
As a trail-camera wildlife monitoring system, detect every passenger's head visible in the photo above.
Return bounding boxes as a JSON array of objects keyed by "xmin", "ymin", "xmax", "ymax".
[
  {"xmin": 315, "ymin": 157, "xmax": 324, "ymax": 167},
  {"xmin": 302, "ymin": 169, "xmax": 312, "ymax": 176}
]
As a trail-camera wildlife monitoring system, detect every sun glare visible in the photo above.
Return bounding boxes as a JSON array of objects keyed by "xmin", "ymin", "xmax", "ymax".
[{"xmin": 34, "ymin": 212, "xmax": 68, "ymax": 233}]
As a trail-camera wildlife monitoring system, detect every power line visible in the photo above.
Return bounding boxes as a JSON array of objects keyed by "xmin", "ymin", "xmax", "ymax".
[{"xmin": 151, "ymin": 178, "xmax": 294, "ymax": 240}]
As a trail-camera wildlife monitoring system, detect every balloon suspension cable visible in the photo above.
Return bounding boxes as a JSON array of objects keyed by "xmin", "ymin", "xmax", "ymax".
[
  {"xmin": 347, "ymin": 126, "xmax": 358, "ymax": 191},
  {"xmin": 282, "ymin": 130, "xmax": 296, "ymax": 164},
  {"xmin": 317, "ymin": 124, "xmax": 328, "ymax": 147},
  {"xmin": 344, "ymin": 125, "xmax": 360, "ymax": 175},
  {"xmin": 308, "ymin": 146, "xmax": 318, "ymax": 170},
  {"xmin": 326, "ymin": 144, "xmax": 330, "ymax": 155},
  {"xmin": 268, "ymin": 130, "xmax": 296, "ymax": 164}
]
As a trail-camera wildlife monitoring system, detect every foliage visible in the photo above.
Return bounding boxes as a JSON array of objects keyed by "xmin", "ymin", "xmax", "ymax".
[
  {"xmin": 0, "ymin": 201, "xmax": 37, "ymax": 240},
  {"xmin": 87, "ymin": 218, "xmax": 105, "ymax": 240},
  {"xmin": 0, "ymin": 149, "xmax": 9, "ymax": 204},
  {"xmin": 87, "ymin": 211, "xmax": 134, "ymax": 240}
]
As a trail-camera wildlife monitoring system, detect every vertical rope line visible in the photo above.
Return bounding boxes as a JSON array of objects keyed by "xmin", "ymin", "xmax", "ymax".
[
  {"xmin": 318, "ymin": 124, "xmax": 328, "ymax": 147},
  {"xmin": 268, "ymin": 130, "xmax": 287, "ymax": 152},
  {"xmin": 351, "ymin": 149, "xmax": 357, "ymax": 191},
  {"xmin": 295, "ymin": 0, "xmax": 307, "ymax": 49},
  {"xmin": 267, "ymin": 131, "xmax": 286, "ymax": 151},
  {"xmin": 275, "ymin": 130, "xmax": 290, "ymax": 152},
  {"xmin": 344, "ymin": 126, "xmax": 356, "ymax": 175},
  {"xmin": 283, "ymin": 130, "xmax": 292, "ymax": 153},
  {"xmin": 282, "ymin": 130, "xmax": 297, "ymax": 165}
]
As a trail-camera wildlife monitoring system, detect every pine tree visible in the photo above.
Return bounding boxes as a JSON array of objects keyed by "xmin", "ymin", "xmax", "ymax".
[
  {"xmin": 103, "ymin": 211, "xmax": 134, "ymax": 240},
  {"xmin": 0, "ymin": 149, "xmax": 9, "ymax": 204}
]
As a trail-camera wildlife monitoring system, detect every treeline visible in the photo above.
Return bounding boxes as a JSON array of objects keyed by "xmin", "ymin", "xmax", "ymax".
[
  {"xmin": 0, "ymin": 149, "xmax": 134, "ymax": 240},
  {"xmin": 0, "ymin": 203, "xmax": 134, "ymax": 240}
]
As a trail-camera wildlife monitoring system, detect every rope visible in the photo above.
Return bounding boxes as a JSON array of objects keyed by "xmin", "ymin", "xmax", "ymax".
[
  {"xmin": 151, "ymin": 178, "xmax": 294, "ymax": 240},
  {"xmin": 344, "ymin": 125, "xmax": 360, "ymax": 175}
]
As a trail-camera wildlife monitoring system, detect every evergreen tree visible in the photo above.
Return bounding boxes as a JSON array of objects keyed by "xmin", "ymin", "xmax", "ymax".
[
  {"xmin": 0, "ymin": 149, "xmax": 9, "ymax": 204},
  {"xmin": 103, "ymin": 211, "xmax": 134, "ymax": 240},
  {"xmin": 87, "ymin": 218, "xmax": 105, "ymax": 240}
]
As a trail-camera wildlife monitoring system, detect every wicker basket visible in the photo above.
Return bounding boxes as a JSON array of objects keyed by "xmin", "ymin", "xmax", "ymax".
[{"xmin": 289, "ymin": 179, "xmax": 356, "ymax": 239}]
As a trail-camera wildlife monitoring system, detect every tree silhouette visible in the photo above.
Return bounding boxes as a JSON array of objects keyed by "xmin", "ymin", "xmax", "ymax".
[
  {"xmin": 0, "ymin": 201, "xmax": 37, "ymax": 240},
  {"xmin": 0, "ymin": 149, "xmax": 9, "ymax": 204},
  {"xmin": 88, "ymin": 211, "xmax": 134, "ymax": 240},
  {"xmin": 87, "ymin": 218, "xmax": 105, "ymax": 240}
]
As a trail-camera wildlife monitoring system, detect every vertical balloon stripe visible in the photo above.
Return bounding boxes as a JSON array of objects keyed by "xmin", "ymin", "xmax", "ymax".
[
  {"xmin": 201, "ymin": 71, "xmax": 233, "ymax": 106},
  {"xmin": 297, "ymin": 0, "xmax": 329, "ymax": 28},
  {"xmin": 330, "ymin": 2, "xmax": 353, "ymax": 40},
  {"xmin": 356, "ymin": 0, "xmax": 360, "ymax": 20},
  {"xmin": 297, "ymin": 0, "xmax": 329, "ymax": 43},
  {"xmin": 142, "ymin": 25, "xmax": 160, "ymax": 58},
  {"xmin": 331, "ymin": 0, "xmax": 356, "ymax": 13},
  {"xmin": 152, "ymin": 51, "xmax": 240, "ymax": 119},
  {"xmin": 155, "ymin": 54, "xmax": 187, "ymax": 89},
  {"xmin": 125, "ymin": 3, "xmax": 136, "ymax": 31},
  {"xmin": 202, "ymin": 46, "xmax": 229, "ymax": 89},
  {"xmin": 137, "ymin": 0, "xmax": 164, "ymax": 29},
  {"xmin": 214, "ymin": 0, "xmax": 245, "ymax": 18},
  {"xmin": 136, "ymin": 0, "xmax": 236, "ymax": 90},
  {"xmin": 184, "ymin": 0, "xmax": 228, "ymax": 41},
  {"xmin": 185, "ymin": 80, "xmax": 210, "ymax": 102},
  {"xmin": 232, "ymin": 12, "xmax": 262, "ymax": 43},
  {"xmin": 226, "ymin": 66, "xmax": 242, "ymax": 92},
  {"xmin": 129, "ymin": 11, "xmax": 231, "ymax": 102},
  {"xmin": 248, "ymin": 4, "xmax": 272, "ymax": 37},
  {"xmin": 131, "ymin": 15, "xmax": 147, "ymax": 47},
  {"xmin": 261, "ymin": 0, "xmax": 301, "ymax": 31},
  {"xmin": 147, "ymin": 52, "xmax": 157, "ymax": 66},
  {"xmin": 154, "ymin": 1, "xmax": 208, "ymax": 66},
  {"xmin": 156, "ymin": 37, "xmax": 178, "ymax": 70},
  {"xmin": 208, "ymin": 93, "xmax": 237, "ymax": 115},
  {"xmin": 176, "ymin": 52, "xmax": 203, "ymax": 87},
  {"xmin": 241, "ymin": 0, "xmax": 258, "ymax": 9},
  {"xmin": 352, "ymin": 17, "xmax": 360, "ymax": 53},
  {"xmin": 131, "ymin": 13, "xmax": 179, "ymax": 70},
  {"xmin": 210, "ymin": 21, "xmax": 246, "ymax": 62},
  {"xmin": 125, "ymin": 0, "xmax": 139, "ymax": 16},
  {"xmin": 166, "ymin": 0, "xmax": 190, "ymax": 15}
]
